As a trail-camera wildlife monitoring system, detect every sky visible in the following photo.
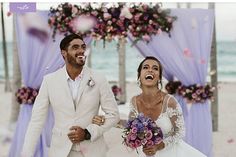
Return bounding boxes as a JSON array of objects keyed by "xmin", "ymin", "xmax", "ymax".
[{"xmin": 0, "ymin": 2, "xmax": 236, "ymax": 42}]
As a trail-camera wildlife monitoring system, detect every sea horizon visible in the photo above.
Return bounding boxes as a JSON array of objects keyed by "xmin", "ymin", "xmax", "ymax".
[{"xmin": 0, "ymin": 40, "xmax": 236, "ymax": 83}]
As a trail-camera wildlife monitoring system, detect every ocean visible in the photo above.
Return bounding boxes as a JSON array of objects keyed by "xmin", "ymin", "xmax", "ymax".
[{"xmin": 0, "ymin": 40, "xmax": 236, "ymax": 82}]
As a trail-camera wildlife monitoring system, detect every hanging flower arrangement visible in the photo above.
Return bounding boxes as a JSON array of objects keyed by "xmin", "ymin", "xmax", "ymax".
[
  {"xmin": 165, "ymin": 81, "xmax": 215, "ymax": 103},
  {"xmin": 48, "ymin": 2, "xmax": 176, "ymax": 43},
  {"xmin": 16, "ymin": 87, "xmax": 39, "ymax": 105}
]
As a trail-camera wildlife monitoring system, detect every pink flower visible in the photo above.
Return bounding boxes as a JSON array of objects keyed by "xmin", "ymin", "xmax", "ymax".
[
  {"xmin": 131, "ymin": 127, "xmax": 138, "ymax": 134},
  {"xmin": 134, "ymin": 14, "xmax": 141, "ymax": 22},
  {"xmin": 72, "ymin": 6, "xmax": 78, "ymax": 15},
  {"xmin": 153, "ymin": 14, "xmax": 159, "ymax": 18},
  {"xmin": 146, "ymin": 140, "xmax": 154, "ymax": 147},
  {"xmin": 103, "ymin": 13, "xmax": 111, "ymax": 20},
  {"xmin": 167, "ymin": 17, "xmax": 172, "ymax": 23},
  {"xmin": 157, "ymin": 28, "xmax": 162, "ymax": 34},
  {"xmin": 183, "ymin": 48, "xmax": 193, "ymax": 58},
  {"xmin": 141, "ymin": 139, "xmax": 147, "ymax": 145},
  {"xmin": 49, "ymin": 17, "xmax": 55, "ymax": 24},
  {"xmin": 147, "ymin": 26, "xmax": 154, "ymax": 33},
  {"xmin": 135, "ymin": 139, "xmax": 142, "ymax": 147},
  {"xmin": 91, "ymin": 11, "xmax": 98, "ymax": 16},
  {"xmin": 7, "ymin": 12, "xmax": 12, "ymax": 17},
  {"xmin": 196, "ymin": 89, "xmax": 201, "ymax": 95},
  {"xmin": 192, "ymin": 93, "xmax": 197, "ymax": 98},
  {"xmin": 200, "ymin": 58, "xmax": 206, "ymax": 64},
  {"xmin": 146, "ymin": 130, "xmax": 153, "ymax": 140},
  {"xmin": 129, "ymin": 142, "xmax": 136, "ymax": 149},
  {"xmin": 142, "ymin": 35, "xmax": 151, "ymax": 42},
  {"xmin": 130, "ymin": 133, "xmax": 137, "ymax": 140}
]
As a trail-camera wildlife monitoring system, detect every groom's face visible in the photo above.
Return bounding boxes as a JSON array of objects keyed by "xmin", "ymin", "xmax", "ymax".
[{"xmin": 64, "ymin": 38, "xmax": 86, "ymax": 68}]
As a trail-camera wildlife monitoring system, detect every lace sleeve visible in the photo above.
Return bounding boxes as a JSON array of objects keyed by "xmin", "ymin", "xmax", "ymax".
[
  {"xmin": 128, "ymin": 96, "xmax": 138, "ymax": 120},
  {"xmin": 163, "ymin": 96, "xmax": 185, "ymax": 148}
]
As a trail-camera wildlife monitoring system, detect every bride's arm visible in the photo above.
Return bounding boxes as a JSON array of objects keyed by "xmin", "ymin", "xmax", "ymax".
[
  {"xmin": 128, "ymin": 96, "xmax": 138, "ymax": 120},
  {"xmin": 163, "ymin": 96, "xmax": 185, "ymax": 148}
]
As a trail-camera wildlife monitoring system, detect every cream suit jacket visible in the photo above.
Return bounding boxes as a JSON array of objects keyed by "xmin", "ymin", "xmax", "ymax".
[{"xmin": 22, "ymin": 66, "xmax": 120, "ymax": 157}]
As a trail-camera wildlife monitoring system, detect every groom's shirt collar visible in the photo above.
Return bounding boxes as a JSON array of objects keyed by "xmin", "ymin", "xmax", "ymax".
[{"xmin": 65, "ymin": 68, "xmax": 84, "ymax": 81}]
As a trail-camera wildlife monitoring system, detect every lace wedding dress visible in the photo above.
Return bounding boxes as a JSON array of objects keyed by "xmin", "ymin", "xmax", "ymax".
[{"xmin": 130, "ymin": 94, "xmax": 207, "ymax": 157}]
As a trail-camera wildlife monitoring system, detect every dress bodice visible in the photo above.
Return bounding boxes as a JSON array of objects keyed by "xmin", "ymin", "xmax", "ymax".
[
  {"xmin": 129, "ymin": 94, "xmax": 185, "ymax": 147},
  {"xmin": 155, "ymin": 112, "xmax": 172, "ymax": 136}
]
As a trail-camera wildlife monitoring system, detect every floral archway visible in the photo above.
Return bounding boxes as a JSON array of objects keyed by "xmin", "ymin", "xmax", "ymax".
[
  {"xmin": 48, "ymin": 2, "xmax": 177, "ymax": 104},
  {"xmin": 48, "ymin": 2, "xmax": 176, "ymax": 44}
]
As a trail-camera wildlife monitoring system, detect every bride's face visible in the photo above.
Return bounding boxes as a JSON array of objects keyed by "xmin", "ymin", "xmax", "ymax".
[{"xmin": 140, "ymin": 59, "xmax": 160, "ymax": 87}]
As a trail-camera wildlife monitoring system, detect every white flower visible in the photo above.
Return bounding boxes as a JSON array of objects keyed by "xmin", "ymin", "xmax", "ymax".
[
  {"xmin": 72, "ymin": 15, "xmax": 95, "ymax": 33},
  {"xmin": 90, "ymin": 3, "xmax": 101, "ymax": 9},
  {"xmin": 120, "ymin": 6, "xmax": 133, "ymax": 19},
  {"xmin": 87, "ymin": 78, "xmax": 95, "ymax": 87}
]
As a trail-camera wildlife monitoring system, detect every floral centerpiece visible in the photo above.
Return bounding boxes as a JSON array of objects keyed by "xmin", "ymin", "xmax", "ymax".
[{"xmin": 122, "ymin": 113, "xmax": 163, "ymax": 156}]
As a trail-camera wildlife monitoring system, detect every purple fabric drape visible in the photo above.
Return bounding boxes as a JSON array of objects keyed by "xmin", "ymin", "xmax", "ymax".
[
  {"xmin": 9, "ymin": 11, "xmax": 92, "ymax": 157},
  {"xmin": 128, "ymin": 9, "xmax": 214, "ymax": 157},
  {"xmin": 9, "ymin": 11, "xmax": 65, "ymax": 157}
]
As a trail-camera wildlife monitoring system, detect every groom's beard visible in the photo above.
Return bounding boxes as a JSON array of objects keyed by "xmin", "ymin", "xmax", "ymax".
[{"xmin": 67, "ymin": 53, "xmax": 85, "ymax": 68}]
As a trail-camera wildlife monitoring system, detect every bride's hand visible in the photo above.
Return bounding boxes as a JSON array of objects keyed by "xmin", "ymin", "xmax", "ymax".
[
  {"xmin": 155, "ymin": 141, "xmax": 165, "ymax": 151},
  {"xmin": 143, "ymin": 145, "xmax": 157, "ymax": 156},
  {"xmin": 92, "ymin": 115, "xmax": 105, "ymax": 126},
  {"xmin": 143, "ymin": 141, "xmax": 165, "ymax": 156}
]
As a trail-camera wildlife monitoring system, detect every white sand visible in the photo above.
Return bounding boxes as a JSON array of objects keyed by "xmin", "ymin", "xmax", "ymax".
[{"xmin": 0, "ymin": 82, "xmax": 236, "ymax": 157}]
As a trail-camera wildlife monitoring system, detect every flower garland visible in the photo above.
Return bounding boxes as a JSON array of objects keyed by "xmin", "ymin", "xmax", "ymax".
[
  {"xmin": 16, "ymin": 87, "xmax": 39, "ymax": 104},
  {"xmin": 165, "ymin": 81, "xmax": 215, "ymax": 103},
  {"xmin": 48, "ymin": 3, "xmax": 176, "ymax": 43}
]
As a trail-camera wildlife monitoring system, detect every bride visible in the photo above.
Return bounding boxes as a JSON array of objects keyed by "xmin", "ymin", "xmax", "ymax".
[{"xmin": 93, "ymin": 56, "xmax": 206, "ymax": 157}]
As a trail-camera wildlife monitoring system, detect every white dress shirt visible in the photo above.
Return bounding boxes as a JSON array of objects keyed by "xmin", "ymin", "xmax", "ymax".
[{"xmin": 65, "ymin": 68, "xmax": 83, "ymax": 110}]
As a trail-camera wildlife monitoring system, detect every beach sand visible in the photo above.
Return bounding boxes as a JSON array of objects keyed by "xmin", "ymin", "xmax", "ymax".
[{"xmin": 0, "ymin": 82, "xmax": 235, "ymax": 157}]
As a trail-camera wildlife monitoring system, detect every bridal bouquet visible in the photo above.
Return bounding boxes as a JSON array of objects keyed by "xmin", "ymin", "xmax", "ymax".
[{"xmin": 122, "ymin": 113, "xmax": 163, "ymax": 152}]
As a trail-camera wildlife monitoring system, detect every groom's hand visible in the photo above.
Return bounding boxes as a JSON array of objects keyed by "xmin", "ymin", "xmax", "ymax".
[{"xmin": 67, "ymin": 126, "xmax": 85, "ymax": 144}]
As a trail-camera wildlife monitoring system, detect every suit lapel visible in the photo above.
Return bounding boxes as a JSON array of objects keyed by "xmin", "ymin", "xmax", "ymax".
[{"xmin": 75, "ymin": 67, "xmax": 90, "ymax": 109}]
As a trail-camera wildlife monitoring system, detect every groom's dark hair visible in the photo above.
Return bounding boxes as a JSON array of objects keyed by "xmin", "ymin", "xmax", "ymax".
[{"xmin": 60, "ymin": 33, "xmax": 84, "ymax": 51}]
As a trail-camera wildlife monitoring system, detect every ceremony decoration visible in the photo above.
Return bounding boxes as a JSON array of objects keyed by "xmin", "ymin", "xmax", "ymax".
[
  {"xmin": 48, "ymin": 2, "xmax": 176, "ymax": 43},
  {"xmin": 111, "ymin": 85, "xmax": 121, "ymax": 101},
  {"xmin": 16, "ymin": 87, "xmax": 39, "ymax": 104},
  {"xmin": 165, "ymin": 81, "xmax": 215, "ymax": 103},
  {"xmin": 122, "ymin": 113, "xmax": 163, "ymax": 152}
]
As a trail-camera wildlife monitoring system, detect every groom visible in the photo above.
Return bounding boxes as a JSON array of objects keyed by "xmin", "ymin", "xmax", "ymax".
[{"xmin": 21, "ymin": 34, "xmax": 120, "ymax": 157}]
